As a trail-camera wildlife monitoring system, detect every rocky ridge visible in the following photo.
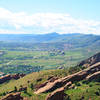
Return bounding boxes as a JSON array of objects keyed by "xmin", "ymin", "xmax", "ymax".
[
  {"xmin": 34, "ymin": 52, "xmax": 100, "ymax": 100},
  {"xmin": 0, "ymin": 73, "xmax": 25, "ymax": 84},
  {"xmin": 77, "ymin": 52, "xmax": 100, "ymax": 67}
]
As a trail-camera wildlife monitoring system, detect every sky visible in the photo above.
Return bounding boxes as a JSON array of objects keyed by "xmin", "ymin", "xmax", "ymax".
[{"xmin": 0, "ymin": 0, "xmax": 100, "ymax": 34}]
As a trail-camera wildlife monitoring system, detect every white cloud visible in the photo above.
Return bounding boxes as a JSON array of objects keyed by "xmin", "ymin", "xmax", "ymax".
[
  {"xmin": 0, "ymin": 29, "xmax": 27, "ymax": 34},
  {"xmin": 0, "ymin": 7, "xmax": 100, "ymax": 34}
]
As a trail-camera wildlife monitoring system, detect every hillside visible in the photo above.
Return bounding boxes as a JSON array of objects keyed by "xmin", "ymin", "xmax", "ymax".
[
  {"xmin": 0, "ymin": 52, "xmax": 100, "ymax": 100},
  {"xmin": 0, "ymin": 33, "xmax": 100, "ymax": 50}
]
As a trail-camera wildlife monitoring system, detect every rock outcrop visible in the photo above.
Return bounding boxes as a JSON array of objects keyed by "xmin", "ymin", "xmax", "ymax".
[
  {"xmin": 44, "ymin": 62, "xmax": 100, "ymax": 100},
  {"xmin": 77, "ymin": 52, "xmax": 100, "ymax": 67},
  {"xmin": 48, "ymin": 77, "xmax": 59, "ymax": 82},
  {"xmin": 1, "ymin": 92, "xmax": 23, "ymax": 100},
  {"xmin": 86, "ymin": 71, "xmax": 100, "ymax": 81},
  {"xmin": 45, "ymin": 82, "xmax": 72, "ymax": 100},
  {"xmin": 0, "ymin": 73, "xmax": 25, "ymax": 84},
  {"xmin": 34, "ymin": 52, "xmax": 100, "ymax": 100},
  {"xmin": 35, "ymin": 82, "xmax": 48, "ymax": 91},
  {"xmin": 45, "ymin": 87, "xmax": 66, "ymax": 100},
  {"xmin": 0, "ymin": 74, "xmax": 11, "ymax": 84},
  {"xmin": 35, "ymin": 62, "xmax": 100, "ymax": 94}
]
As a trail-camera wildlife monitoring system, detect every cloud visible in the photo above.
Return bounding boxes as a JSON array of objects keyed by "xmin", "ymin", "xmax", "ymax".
[{"xmin": 0, "ymin": 7, "xmax": 100, "ymax": 34}]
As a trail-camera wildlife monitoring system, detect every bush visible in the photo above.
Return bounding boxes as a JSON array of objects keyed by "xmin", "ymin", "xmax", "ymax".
[
  {"xmin": 75, "ymin": 82, "xmax": 81, "ymax": 86},
  {"xmin": 82, "ymin": 80, "xmax": 89, "ymax": 84},
  {"xmin": 95, "ymin": 91, "xmax": 100, "ymax": 96},
  {"xmin": 89, "ymin": 84, "xmax": 93, "ymax": 87},
  {"xmin": 30, "ymin": 83, "xmax": 34, "ymax": 90},
  {"xmin": 14, "ymin": 86, "xmax": 17, "ymax": 92},
  {"xmin": 76, "ymin": 83, "xmax": 81, "ymax": 86}
]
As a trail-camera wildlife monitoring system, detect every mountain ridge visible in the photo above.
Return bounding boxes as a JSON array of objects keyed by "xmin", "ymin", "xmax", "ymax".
[{"xmin": 0, "ymin": 33, "xmax": 100, "ymax": 51}]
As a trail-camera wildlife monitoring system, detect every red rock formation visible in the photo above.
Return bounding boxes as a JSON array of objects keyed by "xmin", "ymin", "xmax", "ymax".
[
  {"xmin": 0, "ymin": 73, "xmax": 25, "ymax": 84},
  {"xmin": 63, "ymin": 81, "xmax": 72, "ymax": 89},
  {"xmin": 1, "ymin": 92, "xmax": 23, "ymax": 100},
  {"xmin": 45, "ymin": 87, "xmax": 66, "ymax": 100},
  {"xmin": 35, "ymin": 62, "xmax": 100, "ymax": 94},
  {"xmin": 0, "ymin": 74, "xmax": 11, "ymax": 84},
  {"xmin": 35, "ymin": 82, "xmax": 48, "ymax": 91},
  {"xmin": 77, "ymin": 52, "xmax": 100, "ymax": 67},
  {"xmin": 48, "ymin": 77, "xmax": 59, "ymax": 82},
  {"xmin": 35, "ymin": 53, "xmax": 100, "ymax": 100},
  {"xmin": 86, "ymin": 71, "xmax": 100, "ymax": 81}
]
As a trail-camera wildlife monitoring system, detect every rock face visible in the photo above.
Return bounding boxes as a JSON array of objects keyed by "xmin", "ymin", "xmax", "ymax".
[
  {"xmin": 77, "ymin": 52, "xmax": 100, "ymax": 67},
  {"xmin": 0, "ymin": 73, "xmax": 25, "ymax": 84},
  {"xmin": 44, "ymin": 62, "xmax": 100, "ymax": 100},
  {"xmin": 35, "ymin": 62, "xmax": 100, "ymax": 94},
  {"xmin": 35, "ymin": 52, "xmax": 100, "ymax": 100},
  {"xmin": 48, "ymin": 77, "xmax": 59, "ymax": 82},
  {"xmin": 86, "ymin": 71, "xmax": 100, "ymax": 81},
  {"xmin": 43, "ymin": 52, "xmax": 100, "ymax": 100},
  {"xmin": 1, "ymin": 92, "xmax": 23, "ymax": 100},
  {"xmin": 0, "ymin": 74, "xmax": 11, "ymax": 84},
  {"xmin": 45, "ymin": 83, "xmax": 72, "ymax": 100},
  {"xmin": 45, "ymin": 87, "xmax": 66, "ymax": 100},
  {"xmin": 35, "ymin": 82, "xmax": 48, "ymax": 91}
]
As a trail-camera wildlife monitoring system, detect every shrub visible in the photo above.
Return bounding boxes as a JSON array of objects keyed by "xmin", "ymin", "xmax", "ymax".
[
  {"xmin": 95, "ymin": 91, "xmax": 100, "ymax": 96},
  {"xmin": 30, "ymin": 83, "xmax": 34, "ymax": 90},
  {"xmin": 89, "ymin": 84, "xmax": 93, "ymax": 87},
  {"xmin": 14, "ymin": 86, "xmax": 17, "ymax": 92}
]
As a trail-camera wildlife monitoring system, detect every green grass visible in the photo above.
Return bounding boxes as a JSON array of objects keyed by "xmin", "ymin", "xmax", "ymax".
[
  {"xmin": 0, "ymin": 68, "xmax": 100, "ymax": 100},
  {"xmin": 65, "ymin": 81, "xmax": 100, "ymax": 100},
  {"xmin": 0, "ymin": 50, "xmax": 87, "ymax": 74},
  {"xmin": 0, "ymin": 69, "xmax": 69, "ymax": 99}
]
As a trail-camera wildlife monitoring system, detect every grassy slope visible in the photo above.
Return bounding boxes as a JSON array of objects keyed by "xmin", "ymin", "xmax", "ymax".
[
  {"xmin": 0, "ymin": 69, "xmax": 100, "ymax": 100},
  {"xmin": 65, "ymin": 81, "xmax": 100, "ymax": 100},
  {"xmin": 0, "ymin": 69, "xmax": 69, "ymax": 99}
]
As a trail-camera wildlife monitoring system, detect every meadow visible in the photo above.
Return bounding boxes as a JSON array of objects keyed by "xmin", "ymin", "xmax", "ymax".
[{"xmin": 0, "ymin": 49, "xmax": 89, "ymax": 74}]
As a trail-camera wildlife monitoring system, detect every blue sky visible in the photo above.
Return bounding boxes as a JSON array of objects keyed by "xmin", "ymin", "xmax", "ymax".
[{"xmin": 0, "ymin": 0, "xmax": 100, "ymax": 34}]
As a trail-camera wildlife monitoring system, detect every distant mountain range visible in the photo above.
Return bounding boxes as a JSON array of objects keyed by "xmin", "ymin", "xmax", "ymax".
[
  {"xmin": 0, "ymin": 33, "xmax": 100, "ymax": 49},
  {"xmin": 0, "ymin": 33, "xmax": 99, "ymax": 43}
]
